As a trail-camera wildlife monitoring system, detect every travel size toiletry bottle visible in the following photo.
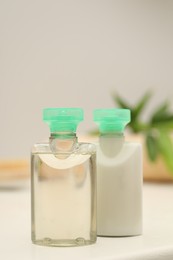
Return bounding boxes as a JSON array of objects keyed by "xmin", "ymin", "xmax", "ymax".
[
  {"xmin": 93, "ymin": 109, "xmax": 142, "ymax": 237},
  {"xmin": 31, "ymin": 108, "xmax": 97, "ymax": 246}
]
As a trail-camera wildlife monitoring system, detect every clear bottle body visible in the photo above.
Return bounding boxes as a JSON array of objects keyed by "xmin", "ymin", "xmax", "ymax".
[
  {"xmin": 31, "ymin": 139, "xmax": 96, "ymax": 247},
  {"xmin": 97, "ymin": 134, "xmax": 142, "ymax": 237}
]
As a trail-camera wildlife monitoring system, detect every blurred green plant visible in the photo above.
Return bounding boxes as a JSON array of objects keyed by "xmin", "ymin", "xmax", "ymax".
[{"xmin": 91, "ymin": 91, "xmax": 173, "ymax": 175}]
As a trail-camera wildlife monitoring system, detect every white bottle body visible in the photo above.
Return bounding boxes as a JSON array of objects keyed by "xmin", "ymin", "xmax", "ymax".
[{"xmin": 97, "ymin": 135, "xmax": 142, "ymax": 236}]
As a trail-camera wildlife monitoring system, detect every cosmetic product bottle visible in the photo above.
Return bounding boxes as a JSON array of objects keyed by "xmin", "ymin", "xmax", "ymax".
[
  {"xmin": 31, "ymin": 108, "xmax": 97, "ymax": 246},
  {"xmin": 93, "ymin": 108, "xmax": 142, "ymax": 237}
]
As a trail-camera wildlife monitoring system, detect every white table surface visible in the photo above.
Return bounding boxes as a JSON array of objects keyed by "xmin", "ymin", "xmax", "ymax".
[{"xmin": 0, "ymin": 181, "xmax": 173, "ymax": 260}]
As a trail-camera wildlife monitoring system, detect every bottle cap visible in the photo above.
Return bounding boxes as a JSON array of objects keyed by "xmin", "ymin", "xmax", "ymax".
[
  {"xmin": 43, "ymin": 108, "xmax": 83, "ymax": 132},
  {"xmin": 93, "ymin": 108, "xmax": 131, "ymax": 133}
]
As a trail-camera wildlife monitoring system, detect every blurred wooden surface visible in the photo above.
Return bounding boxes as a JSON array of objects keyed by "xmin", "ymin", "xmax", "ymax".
[{"xmin": 0, "ymin": 160, "xmax": 30, "ymax": 180}]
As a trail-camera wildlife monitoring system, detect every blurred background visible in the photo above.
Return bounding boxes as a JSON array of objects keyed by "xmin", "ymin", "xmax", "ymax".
[{"xmin": 1, "ymin": 0, "xmax": 173, "ymax": 158}]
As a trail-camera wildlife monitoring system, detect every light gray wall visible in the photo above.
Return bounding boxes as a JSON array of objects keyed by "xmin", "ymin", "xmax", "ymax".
[{"xmin": 1, "ymin": 0, "xmax": 173, "ymax": 158}]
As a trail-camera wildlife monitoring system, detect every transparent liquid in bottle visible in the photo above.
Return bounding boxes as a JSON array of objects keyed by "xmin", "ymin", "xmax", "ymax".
[{"xmin": 31, "ymin": 142, "xmax": 96, "ymax": 247}]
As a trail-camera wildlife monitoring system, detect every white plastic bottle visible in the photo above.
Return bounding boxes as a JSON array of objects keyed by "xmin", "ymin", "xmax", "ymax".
[{"xmin": 93, "ymin": 109, "xmax": 142, "ymax": 237}]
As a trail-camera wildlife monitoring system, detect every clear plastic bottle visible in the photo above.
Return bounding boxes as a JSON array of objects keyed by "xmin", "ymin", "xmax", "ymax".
[
  {"xmin": 31, "ymin": 108, "xmax": 97, "ymax": 246},
  {"xmin": 93, "ymin": 109, "xmax": 142, "ymax": 237}
]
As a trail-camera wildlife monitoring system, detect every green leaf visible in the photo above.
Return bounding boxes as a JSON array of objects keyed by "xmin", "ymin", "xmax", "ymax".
[
  {"xmin": 146, "ymin": 133, "xmax": 158, "ymax": 161},
  {"xmin": 157, "ymin": 130, "xmax": 173, "ymax": 174},
  {"xmin": 130, "ymin": 121, "xmax": 150, "ymax": 133},
  {"xmin": 111, "ymin": 92, "xmax": 132, "ymax": 109},
  {"xmin": 112, "ymin": 91, "xmax": 151, "ymax": 121},
  {"xmin": 152, "ymin": 117, "xmax": 173, "ymax": 130},
  {"xmin": 151, "ymin": 101, "xmax": 170, "ymax": 123},
  {"xmin": 133, "ymin": 91, "xmax": 152, "ymax": 120}
]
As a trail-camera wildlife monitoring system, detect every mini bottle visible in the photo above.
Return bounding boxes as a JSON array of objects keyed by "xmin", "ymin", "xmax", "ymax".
[
  {"xmin": 93, "ymin": 108, "xmax": 142, "ymax": 237},
  {"xmin": 31, "ymin": 108, "xmax": 97, "ymax": 246}
]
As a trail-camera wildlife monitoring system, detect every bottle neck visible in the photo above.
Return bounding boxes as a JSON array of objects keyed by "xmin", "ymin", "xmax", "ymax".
[
  {"xmin": 99, "ymin": 132, "xmax": 125, "ymax": 157},
  {"xmin": 49, "ymin": 132, "xmax": 78, "ymax": 154},
  {"xmin": 50, "ymin": 132, "xmax": 77, "ymax": 139}
]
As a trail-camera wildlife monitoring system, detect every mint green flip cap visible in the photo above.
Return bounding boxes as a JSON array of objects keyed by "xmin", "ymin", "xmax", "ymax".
[
  {"xmin": 93, "ymin": 109, "xmax": 131, "ymax": 133},
  {"xmin": 43, "ymin": 108, "xmax": 83, "ymax": 132}
]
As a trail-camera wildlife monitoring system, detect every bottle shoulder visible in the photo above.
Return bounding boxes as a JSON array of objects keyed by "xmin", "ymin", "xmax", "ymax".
[
  {"xmin": 32, "ymin": 142, "xmax": 50, "ymax": 153},
  {"xmin": 32, "ymin": 141, "xmax": 96, "ymax": 155},
  {"xmin": 32, "ymin": 142, "xmax": 96, "ymax": 169},
  {"xmin": 95, "ymin": 140, "xmax": 142, "ymax": 148},
  {"xmin": 96, "ymin": 140, "xmax": 142, "ymax": 165}
]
